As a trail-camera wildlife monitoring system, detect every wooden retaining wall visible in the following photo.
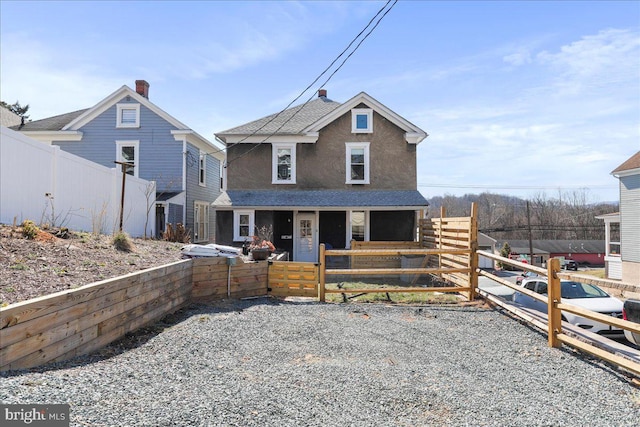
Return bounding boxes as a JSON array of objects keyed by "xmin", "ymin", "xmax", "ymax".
[
  {"xmin": 0, "ymin": 260, "xmax": 192, "ymax": 371},
  {"xmin": 191, "ymin": 257, "xmax": 268, "ymax": 302}
]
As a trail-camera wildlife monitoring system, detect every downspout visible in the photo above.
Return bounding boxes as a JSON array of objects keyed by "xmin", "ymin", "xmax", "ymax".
[{"xmin": 182, "ymin": 137, "xmax": 187, "ymax": 228}]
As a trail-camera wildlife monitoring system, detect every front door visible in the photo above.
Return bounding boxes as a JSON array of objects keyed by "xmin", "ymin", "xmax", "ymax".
[{"xmin": 295, "ymin": 213, "xmax": 317, "ymax": 262}]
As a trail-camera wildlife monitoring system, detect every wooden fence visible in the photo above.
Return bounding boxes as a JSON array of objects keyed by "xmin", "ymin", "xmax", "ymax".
[
  {"xmin": 477, "ymin": 251, "xmax": 640, "ymax": 377},
  {"xmin": 0, "ymin": 260, "xmax": 192, "ymax": 371},
  {"xmin": 268, "ymin": 261, "xmax": 319, "ymax": 298},
  {"xmin": 319, "ymin": 204, "xmax": 478, "ymax": 302}
]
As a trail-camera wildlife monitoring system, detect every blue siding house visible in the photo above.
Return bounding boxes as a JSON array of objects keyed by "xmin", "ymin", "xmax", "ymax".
[{"xmin": 13, "ymin": 80, "xmax": 224, "ymax": 242}]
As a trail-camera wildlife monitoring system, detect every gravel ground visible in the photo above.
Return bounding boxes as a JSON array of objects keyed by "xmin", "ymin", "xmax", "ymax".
[{"xmin": 2, "ymin": 299, "xmax": 639, "ymax": 426}]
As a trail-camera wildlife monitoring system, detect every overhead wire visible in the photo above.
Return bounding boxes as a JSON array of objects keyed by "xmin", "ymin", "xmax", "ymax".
[{"xmin": 217, "ymin": 0, "xmax": 398, "ymax": 166}]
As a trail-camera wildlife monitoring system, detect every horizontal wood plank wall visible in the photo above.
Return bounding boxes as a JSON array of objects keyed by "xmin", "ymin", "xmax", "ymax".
[
  {"xmin": 351, "ymin": 241, "xmax": 422, "ymax": 269},
  {"xmin": 420, "ymin": 217, "xmax": 472, "ymax": 291},
  {"xmin": 269, "ymin": 261, "xmax": 318, "ymax": 298},
  {"xmin": 0, "ymin": 260, "xmax": 192, "ymax": 371},
  {"xmin": 191, "ymin": 257, "xmax": 268, "ymax": 303}
]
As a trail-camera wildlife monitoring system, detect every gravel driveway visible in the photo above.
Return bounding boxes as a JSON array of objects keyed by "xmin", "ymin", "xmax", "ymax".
[{"xmin": 2, "ymin": 298, "xmax": 638, "ymax": 426}]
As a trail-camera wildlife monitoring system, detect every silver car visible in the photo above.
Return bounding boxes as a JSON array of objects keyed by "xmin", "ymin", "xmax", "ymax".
[{"xmin": 514, "ymin": 278, "xmax": 624, "ymax": 335}]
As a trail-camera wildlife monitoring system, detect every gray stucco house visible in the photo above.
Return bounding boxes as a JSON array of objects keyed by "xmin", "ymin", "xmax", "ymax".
[
  {"xmin": 12, "ymin": 80, "xmax": 224, "ymax": 242},
  {"xmin": 213, "ymin": 90, "xmax": 428, "ymax": 261}
]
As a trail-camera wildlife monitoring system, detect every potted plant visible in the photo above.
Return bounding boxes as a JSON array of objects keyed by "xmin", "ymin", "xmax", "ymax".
[{"xmin": 249, "ymin": 225, "xmax": 275, "ymax": 261}]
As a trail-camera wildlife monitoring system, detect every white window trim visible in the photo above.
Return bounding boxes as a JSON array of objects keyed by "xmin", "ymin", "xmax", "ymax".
[
  {"xmin": 199, "ymin": 150, "xmax": 207, "ymax": 187},
  {"xmin": 115, "ymin": 140, "xmax": 139, "ymax": 178},
  {"xmin": 347, "ymin": 210, "xmax": 370, "ymax": 247},
  {"xmin": 116, "ymin": 103, "xmax": 140, "ymax": 128},
  {"xmin": 194, "ymin": 201, "xmax": 209, "ymax": 243},
  {"xmin": 345, "ymin": 142, "xmax": 370, "ymax": 184},
  {"xmin": 351, "ymin": 108, "xmax": 373, "ymax": 133},
  {"xmin": 233, "ymin": 210, "xmax": 255, "ymax": 242},
  {"xmin": 272, "ymin": 142, "xmax": 296, "ymax": 184}
]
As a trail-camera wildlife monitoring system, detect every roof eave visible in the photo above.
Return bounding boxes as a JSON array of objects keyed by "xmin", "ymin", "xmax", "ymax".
[{"xmin": 20, "ymin": 130, "xmax": 83, "ymax": 142}]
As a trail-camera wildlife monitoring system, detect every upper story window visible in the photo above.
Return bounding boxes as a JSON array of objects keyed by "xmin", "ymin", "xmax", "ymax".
[
  {"xmin": 199, "ymin": 151, "xmax": 207, "ymax": 187},
  {"xmin": 351, "ymin": 108, "xmax": 373, "ymax": 133},
  {"xmin": 116, "ymin": 140, "xmax": 139, "ymax": 178},
  {"xmin": 272, "ymin": 143, "xmax": 296, "ymax": 184},
  {"xmin": 233, "ymin": 210, "xmax": 255, "ymax": 242},
  {"xmin": 116, "ymin": 103, "xmax": 140, "ymax": 128},
  {"xmin": 345, "ymin": 142, "xmax": 370, "ymax": 184}
]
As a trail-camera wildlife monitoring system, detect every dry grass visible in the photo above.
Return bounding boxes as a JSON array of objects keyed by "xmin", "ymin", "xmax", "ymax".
[{"xmin": 324, "ymin": 282, "xmax": 463, "ymax": 304}]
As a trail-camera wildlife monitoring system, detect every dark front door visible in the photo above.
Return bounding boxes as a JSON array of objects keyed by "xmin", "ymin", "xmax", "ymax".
[{"xmin": 155, "ymin": 205, "xmax": 165, "ymax": 238}]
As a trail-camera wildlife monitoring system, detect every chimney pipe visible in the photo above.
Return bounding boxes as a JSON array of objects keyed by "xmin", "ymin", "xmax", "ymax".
[
  {"xmin": 318, "ymin": 89, "xmax": 327, "ymax": 98},
  {"xmin": 135, "ymin": 80, "xmax": 150, "ymax": 99}
]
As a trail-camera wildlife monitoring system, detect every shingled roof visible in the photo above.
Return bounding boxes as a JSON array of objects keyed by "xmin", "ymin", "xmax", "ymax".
[
  {"xmin": 213, "ymin": 189, "xmax": 428, "ymax": 209},
  {"xmin": 10, "ymin": 109, "xmax": 89, "ymax": 131},
  {"xmin": 612, "ymin": 151, "xmax": 640, "ymax": 174},
  {"xmin": 217, "ymin": 96, "xmax": 341, "ymax": 138}
]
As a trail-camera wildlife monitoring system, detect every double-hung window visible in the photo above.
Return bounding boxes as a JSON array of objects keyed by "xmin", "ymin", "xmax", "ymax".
[
  {"xmin": 348, "ymin": 210, "xmax": 369, "ymax": 245},
  {"xmin": 116, "ymin": 103, "xmax": 140, "ymax": 128},
  {"xmin": 351, "ymin": 108, "xmax": 373, "ymax": 133},
  {"xmin": 199, "ymin": 151, "xmax": 207, "ymax": 186},
  {"xmin": 345, "ymin": 142, "xmax": 370, "ymax": 184},
  {"xmin": 194, "ymin": 201, "xmax": 209, "ymax": 243},
  {"xmin": 234, "ymin": 210, "xmax": 255, "ymax": 242},
  {"xmin": 272, "ymin": 143, "xmax": 296, "ymax": 184},
  {"xmin": 115, "ymin": 140, "xmax": 139, "ymax": 177}
]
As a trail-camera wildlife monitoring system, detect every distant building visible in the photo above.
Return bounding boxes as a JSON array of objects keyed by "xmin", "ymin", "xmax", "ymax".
[
  {"xmin": 495, "ymin": 240, "xmax": 605, "ymax": 267},
  {"xmin": 597, "ymin": 151, "xmax": 640, "ymax": 284}
]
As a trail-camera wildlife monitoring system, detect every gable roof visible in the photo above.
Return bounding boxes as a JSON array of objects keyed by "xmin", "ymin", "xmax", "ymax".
[
  {"xmin": 612, "ymin": 151, "xmax": 640, "ymax": 177},
  {"xmin": 215, "ymin": 91, "xmax": 427, "ymax": 145},
  {"xmin": 11, "ymin": 84, "xmax": 223, "ymax": 158},
  {"xmin": 11, "ymin": 109, "xmax": 88, "ymax": 131},
  {"xmin": 304, "ymin": 92, "xmax": 427, "ymax": 144},
  {"xmin": 218, "ymin": 96, "xmax": 341, "ymax": 138},
  {"xmin": 1, "ymin": 106, "xmax": 22, "ymax": 127}
]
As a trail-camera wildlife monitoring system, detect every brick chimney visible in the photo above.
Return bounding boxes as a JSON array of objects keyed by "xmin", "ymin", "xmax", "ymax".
[
  {"xmin": 318, "ymin": 89, "xmax": 327, "ymax": 98},
  {"xmin": 135, "ymin": 80, "xmax": 150, "ymax": 98}
]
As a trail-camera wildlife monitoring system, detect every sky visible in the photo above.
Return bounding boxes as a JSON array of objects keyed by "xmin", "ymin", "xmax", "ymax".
[{"xmin": 1, "ymin": 0, "xmax": 639, "ymax": 203}]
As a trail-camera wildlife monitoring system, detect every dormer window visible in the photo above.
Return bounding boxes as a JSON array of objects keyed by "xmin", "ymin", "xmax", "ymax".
[
  {"xmin": 116, "ymin": 103, "xmax": 140, "ymax": 128},
  {"xmin": 351, "ymin": 108, "xmax": 373, "ymax": 133}
]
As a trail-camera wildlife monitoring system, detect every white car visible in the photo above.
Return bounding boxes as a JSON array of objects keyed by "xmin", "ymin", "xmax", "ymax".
[
  {"xmin": 514, "ymin": 278, "xmax": 624, "ymax": 335},
  {"xmin": 623, "ymin": 299, "xmax": 640, "ymax": 345}
]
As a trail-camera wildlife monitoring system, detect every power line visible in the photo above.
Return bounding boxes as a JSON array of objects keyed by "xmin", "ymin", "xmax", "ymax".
[
  {"xmin": 219, "ymin": 0, "xmax": 398, "ymax": 165},
  {"xmin": 419, "ymin": 183, "xmax": 616, "ymax": 190}
]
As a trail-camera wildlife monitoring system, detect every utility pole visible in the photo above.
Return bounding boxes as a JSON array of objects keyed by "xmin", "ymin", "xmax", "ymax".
[
  {"xmin": 114, "ymin": 161, "xmax": 134, "ymax": 232},
  {"xmin": 526, "ymin": 200, "xmax": 534, "ymax": 266}
]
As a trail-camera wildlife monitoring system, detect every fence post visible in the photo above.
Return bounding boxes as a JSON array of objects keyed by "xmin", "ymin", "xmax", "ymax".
[
  {"xmin": 547, "ymin": 257, "xmax": 562, "ymax": 348},
  {"xmin": 469, "ymin": 202, "xmax": 478, "ymax": 301},
  {"xmin": 319, "ymin": 243, "xmax": 326, "ymax": 302}
]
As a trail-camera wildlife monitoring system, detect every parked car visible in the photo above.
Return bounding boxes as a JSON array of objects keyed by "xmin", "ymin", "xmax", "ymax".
[
  {"xmin": 514, "ymin": 278, "xmax": 624, "ymax": 335},
  {"xmin": 563, "ymin": 260, "xmax": 578, "ymax": 271},
  {"xmin": 622, "ymin": 299, "xmax": 640, "ymax": 345},
  {"xmin": 515, "ymin": 271, "xmax": 539, "ymax": 286}
]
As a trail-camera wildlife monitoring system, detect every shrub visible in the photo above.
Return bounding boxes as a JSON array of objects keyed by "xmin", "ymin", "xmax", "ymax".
[
  {"xmin": 112, "ymin": 231, "xmax": 134, "ymax": 252},
  {"xmin": 21, "ymin": 220, "xmax": 39, "ymax": 239}
]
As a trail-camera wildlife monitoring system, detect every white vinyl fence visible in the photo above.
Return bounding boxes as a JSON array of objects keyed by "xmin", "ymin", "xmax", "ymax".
[{"xmin": 1, "ymin": 126, "xmax": 154, "ymax": 237}]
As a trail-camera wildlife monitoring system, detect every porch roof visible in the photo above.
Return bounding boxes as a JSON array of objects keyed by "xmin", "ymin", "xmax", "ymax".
[{"xmin": 212, "ymin": 189, "xmax": 428, "ymax": 209}]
